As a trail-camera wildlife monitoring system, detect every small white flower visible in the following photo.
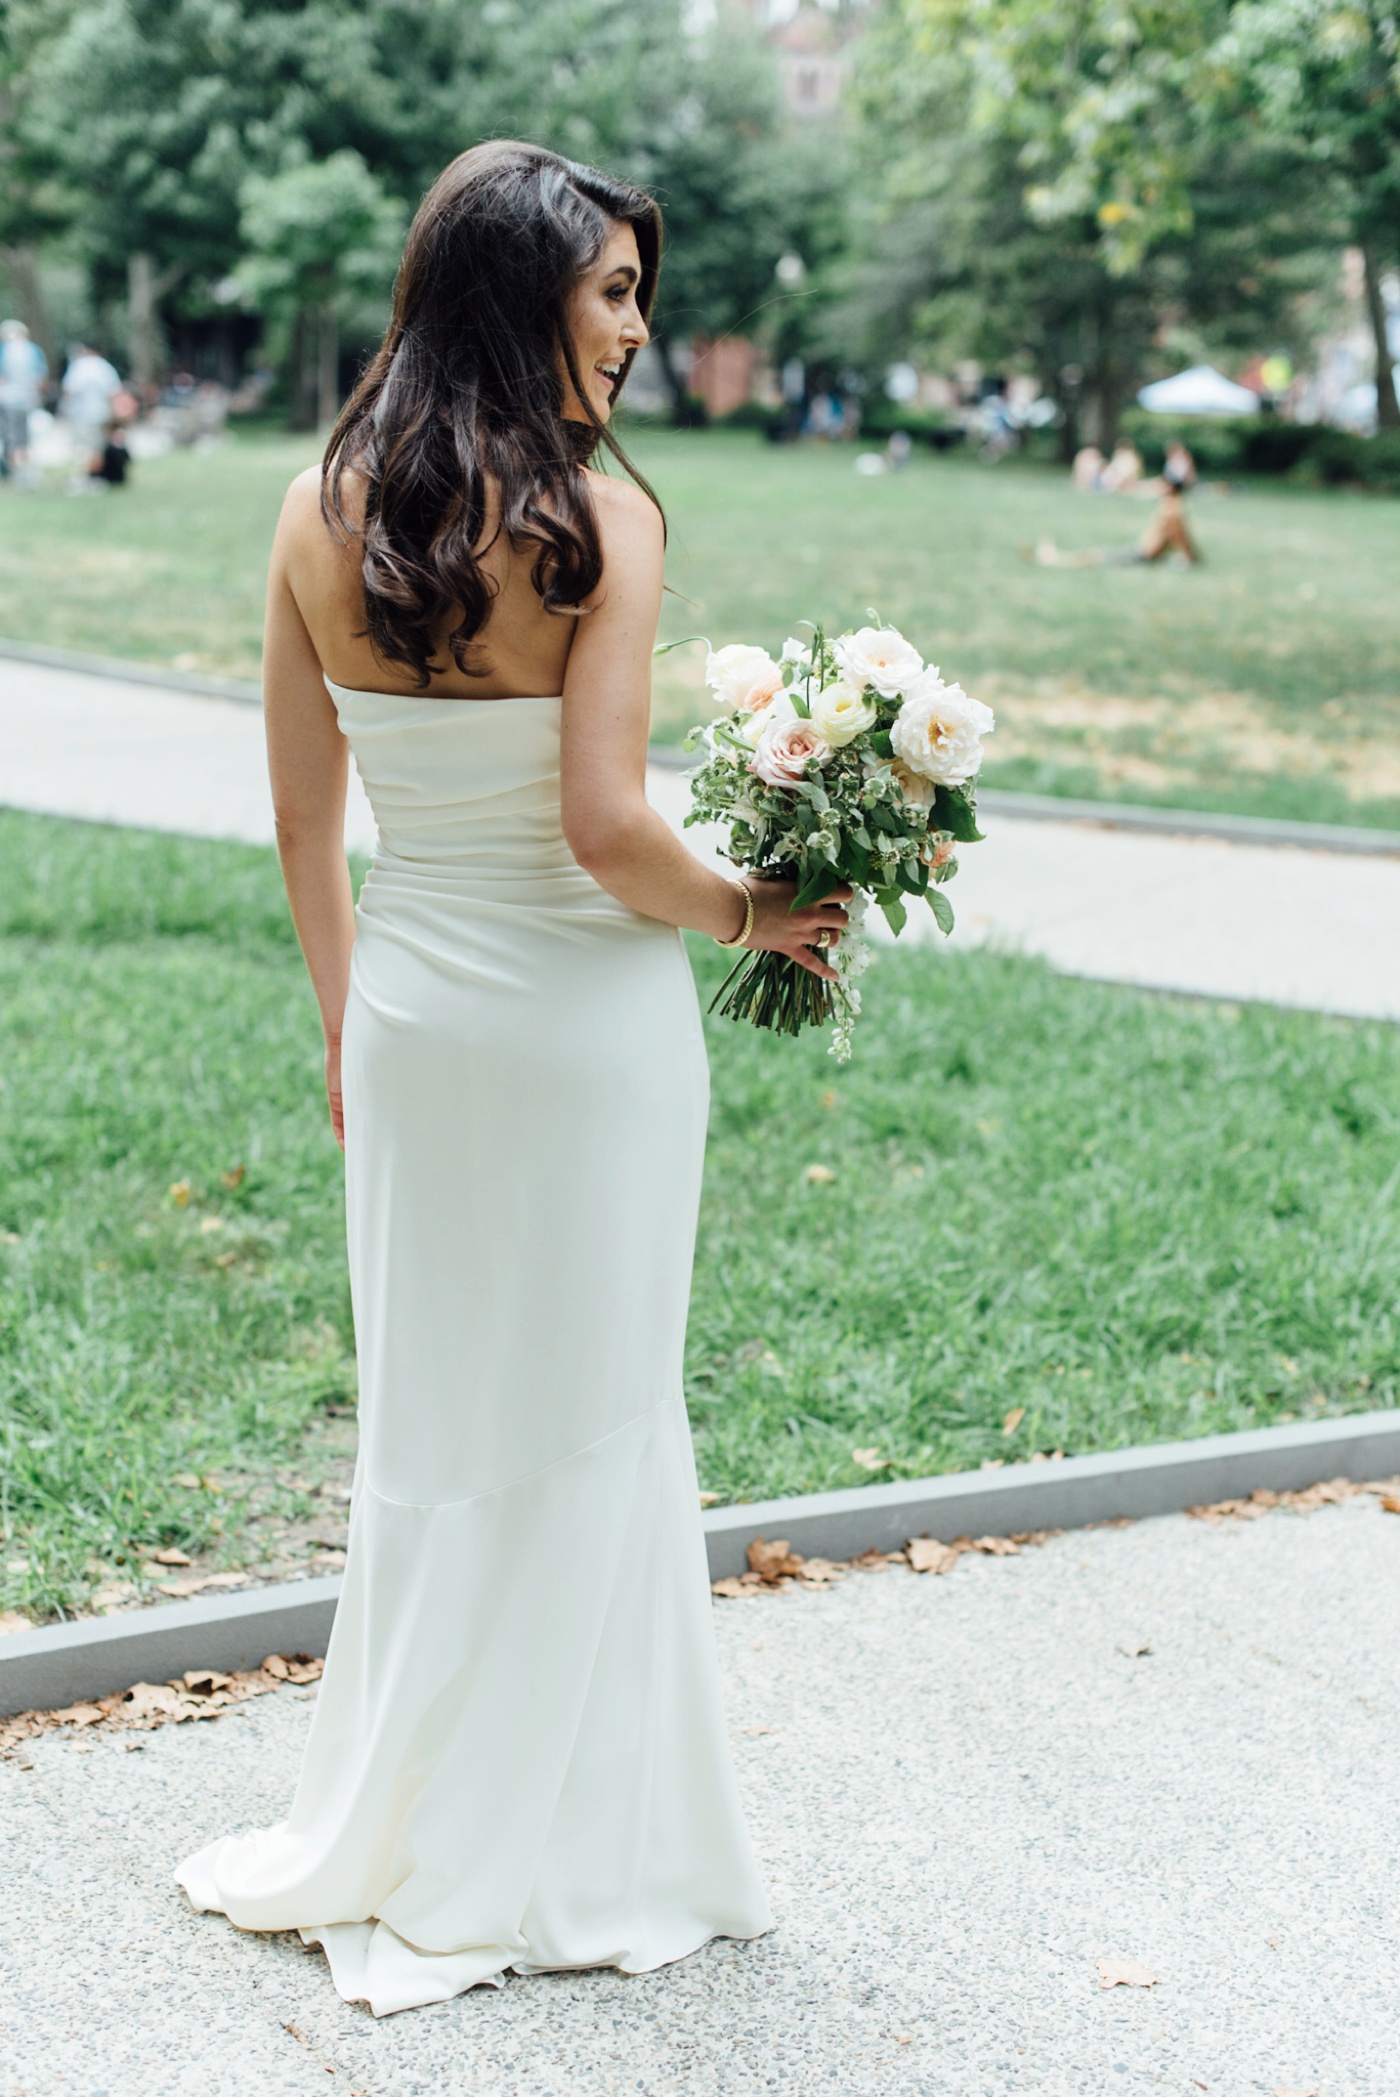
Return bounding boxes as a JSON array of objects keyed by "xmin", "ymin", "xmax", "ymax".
[
  {"xmin": 891, "ymin": 671, "xmax": 995, "ymax": 786},
  {"xmin": 833, "ymin": 624, "xmax": 924, "ymax": 698},
  {"xmin": 779, "ymin": 635, "xmax": 812, "ymax": 666},
  {"xmin": 809, "ymin": 676, "xmax": 878, "ymax": 747},
  {"xmin": 705, "ymin": 643, "xmax": 784, "ymax": 714},
  {"xmin": 737, "ymin": 689, "xmax": 796, "ymax": 747}
]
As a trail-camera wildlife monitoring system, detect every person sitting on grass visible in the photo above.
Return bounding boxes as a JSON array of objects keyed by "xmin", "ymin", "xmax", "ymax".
[{"xmin": 1032, "ymin": 480, "xmax": 1200, "ymax": 568}]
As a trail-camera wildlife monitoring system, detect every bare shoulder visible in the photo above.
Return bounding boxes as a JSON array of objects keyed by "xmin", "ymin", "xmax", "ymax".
[{"xmin": 584, "ymin": 468, "xmax": 664, "ymax": 554}]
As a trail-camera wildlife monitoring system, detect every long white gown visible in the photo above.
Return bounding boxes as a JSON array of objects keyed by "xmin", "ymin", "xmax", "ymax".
[{"xmin": 176, "ymin": 682, "xmax": 771, "ymax": 2016}]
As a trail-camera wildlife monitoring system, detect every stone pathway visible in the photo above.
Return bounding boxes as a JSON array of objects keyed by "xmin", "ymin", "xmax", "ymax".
[
  {"xmin": 2, "ymin": 1494, "xmax": 1396, "ymax": 2096},
  {"xmin": 5, "ymin": 653, "xmax": 1400, "ymax": 1019}
]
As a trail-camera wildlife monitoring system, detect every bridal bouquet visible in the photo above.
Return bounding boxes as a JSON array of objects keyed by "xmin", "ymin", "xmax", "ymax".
[{"xmin": 682, "ymin": 621, "xmax": 994, "ymax": 1060}]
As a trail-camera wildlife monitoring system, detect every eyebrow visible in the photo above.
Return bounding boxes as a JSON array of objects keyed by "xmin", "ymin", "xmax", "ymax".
[{"xmin": 605, "ymin": 263, "xmax": 640, "ymax": 284}]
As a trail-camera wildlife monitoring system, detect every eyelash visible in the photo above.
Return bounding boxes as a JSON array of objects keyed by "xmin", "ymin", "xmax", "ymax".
[{"xmin": 606, "ymin": 287, "xmax": 627, "ymax": 302}]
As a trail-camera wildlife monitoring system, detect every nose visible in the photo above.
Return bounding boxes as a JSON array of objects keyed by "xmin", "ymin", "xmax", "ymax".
[{"xmin": 624, "ymin": 303, "xmax": 649, "ymax": 350}]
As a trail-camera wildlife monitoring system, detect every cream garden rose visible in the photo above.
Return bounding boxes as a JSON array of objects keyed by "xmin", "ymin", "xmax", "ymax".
[
  {"xmin": 808, "ymin": 676, "xmax": 877, "ymax": 747},
  {"xmin": 833, "ymin": 625, "xmax": 924, "ymax": 699},
  {"xmin": 752, "ymin": 713, "xmax": 831, "ymax": 786},
  {"xmin": 705, "ymin": 643, "xmax": 784, "ymax": 714},
  {"xmin": 891, "ymin": 672, "xmax": 995, "ymax": 786}
]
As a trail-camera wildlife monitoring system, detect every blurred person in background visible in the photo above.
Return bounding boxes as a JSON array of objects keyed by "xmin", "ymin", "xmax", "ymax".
[
  {"xmin": 60, "ymin": 342, "xmax": 122, "ymax": 486},
  {"xmin": 1099, "ymin": 439, "xmax": 1145, "ymax": 492},
  {"xmin": 0, "ymin": 319, "xmax": 48, "ymax": 484}
]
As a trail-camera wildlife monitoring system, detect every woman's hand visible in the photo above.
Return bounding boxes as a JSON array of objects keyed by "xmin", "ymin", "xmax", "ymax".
[
  {"xmin": 743, "ymin": 878, "xmax": 851, "ymax": 982},
  {"xmin": 325, "ymin": 1034, "xmax": 345, "ymax": 1151}
]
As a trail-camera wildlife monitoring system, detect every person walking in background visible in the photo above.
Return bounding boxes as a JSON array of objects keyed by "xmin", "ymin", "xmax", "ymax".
[
  {"xmin": 0, "ymin": 320, "xmax": 48, "ymax": 484},
  {"xmin": 59, "ymin": 342, "xmax": 121, "ymax": 487}
]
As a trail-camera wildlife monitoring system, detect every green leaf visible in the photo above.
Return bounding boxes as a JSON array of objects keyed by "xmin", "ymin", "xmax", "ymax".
[
  {"xmin": 794, "ymin": 866, "xmax": 845, "ymax": 909},
  {"xmin": 926, "ymin": 888, "xmax": 955, "ymax": 935},
  {"xmin": 869, "ymin": 731, "xmax": 894, "ymax": 759},
  {"xmin": 878, "ymin": 892, "xmax": 907, "ymax": 936},
  {"xmin": 933, "ymin": 785, "xmax": 984, "ymax": 844}
]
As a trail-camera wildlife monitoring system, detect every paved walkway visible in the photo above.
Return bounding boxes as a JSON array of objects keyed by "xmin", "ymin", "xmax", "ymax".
[
  {"xmin": 2, "ymin": 1495, "xmax": 1396, "ymax": 2096},
  {"xmin": 4, "ymin": 654, "xmax": 1400, "ymax": 1019}
]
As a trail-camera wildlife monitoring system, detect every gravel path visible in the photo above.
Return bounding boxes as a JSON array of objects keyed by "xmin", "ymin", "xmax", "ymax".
[{"xmin": 3, "ymin": 1494, "xmax": 1396, "ymax": 2097}]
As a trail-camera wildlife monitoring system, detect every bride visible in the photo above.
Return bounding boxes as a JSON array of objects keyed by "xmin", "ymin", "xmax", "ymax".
[{"xmin": 176, "ymin": 140, "xmax": 849, "ymax": 2016}]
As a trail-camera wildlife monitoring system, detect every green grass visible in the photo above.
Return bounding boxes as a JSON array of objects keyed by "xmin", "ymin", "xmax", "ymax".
[
  {"xmin": 2, "ymin": 427, "xmax": 1398, "ymax": 823},
  {"xmin": 3, "ymin": 809, "xmax": 1397, "ymax": 1621}
]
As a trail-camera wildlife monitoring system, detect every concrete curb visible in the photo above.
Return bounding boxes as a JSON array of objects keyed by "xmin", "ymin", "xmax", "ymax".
[
  {"xmin": 0, "ymin": 635, "xmax": 263, "ymax": 706},
  {"xmin": 2, "ymin": 1411, "xmax": 1395, "ymax": 1717}
]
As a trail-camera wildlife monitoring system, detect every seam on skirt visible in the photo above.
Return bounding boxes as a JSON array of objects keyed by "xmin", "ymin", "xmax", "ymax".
[{"xmin": 359, "ymin": 1394, "xmax": 683, "ymax": 1514}]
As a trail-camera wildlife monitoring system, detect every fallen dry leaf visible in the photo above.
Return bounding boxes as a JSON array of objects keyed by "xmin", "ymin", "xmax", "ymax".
[
  {"xmin": 171, "ymin": 1473, "xmax": 202, "ymax": 1490},
  {"xmin": 168, "ymin": 1180, "xmax": 191, "ymax": 1207},
  {"xmin": 698, "ymin": 1491, "xmax": 720, "ymax": 1508},
  {"xmin": 150, "ymin": 1548, "xmax": 192, "ymax": 1567},
  {"xmin": 1002, "ymin": 1406, "xmax": 1026, "ymax": 1436},
  {"xmin": 794, "ymin": 1557, "xmax": 845, "ymax": 1586},
  {"xmin": 972, "ymin": 1534, "xmax": 1020, "ymax": 1556},
  {"xmin": 907, "ymin": 1537, "xmax": 962, "ymax": 1575},
  {"xmin": 747, "ymin": 1537, "xmax": 805, "ymax": 1583},
  {"xmin": 851, "ymin": 1447, "xmax": 887, "ymax": 1471},
  {"xmin": 1097, "ymin": 1958, "xmax": 1159, "ymax": 1989},
  {"xmin": 0, "ymin": 1610, "xmax": 31, "ymax": 1636},
  {"xmin": 220, "ymin": 1165, "xmax": 246, "ymax": 1189},
  {"xmin": 820, "ymin": 1089, "xmax": 838, "ymax": 1110},
  {"xmin": 1380, "ymin": 1495, "xmax": 1400, "ymax": 1515},
  {"xmin": 804, "ymin": 1163, "xmax": 836, "ymax": 1185},
  {"xmin": 0, "ymin": 1652, "xmax": 325, "ymax": 1759},
  {"xmin": 710, "ymin": 1576, "xmax": 760, "ymax": 1599}
]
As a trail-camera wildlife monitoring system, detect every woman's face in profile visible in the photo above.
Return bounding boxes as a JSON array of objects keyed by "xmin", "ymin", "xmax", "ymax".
[{"xmin": 560, "ymin": 221, "xmax": 649, "ymax": 425}]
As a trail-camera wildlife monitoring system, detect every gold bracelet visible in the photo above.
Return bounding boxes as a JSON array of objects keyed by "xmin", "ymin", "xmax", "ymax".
[{"xmin": 715, "ymin": 876, "xmax": 755, "ymax": 948}]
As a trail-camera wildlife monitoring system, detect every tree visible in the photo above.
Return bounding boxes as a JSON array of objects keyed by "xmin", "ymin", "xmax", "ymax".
[
  {"xmin": 1212, "ymin": 0, "xmax": 1400, "ymax": 425},
  {"xmin": 843, "ymin": 0, "xmax": 1338, "ymax": 448},
  {"xmin": 237, "ymin": 151, "xmax": 404, "ymax": 428}
]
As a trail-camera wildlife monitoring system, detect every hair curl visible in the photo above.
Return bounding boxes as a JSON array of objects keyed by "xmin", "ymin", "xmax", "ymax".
[{"xmin": 324, "ymin": 140, "xmax": 663, "ymax": 688}]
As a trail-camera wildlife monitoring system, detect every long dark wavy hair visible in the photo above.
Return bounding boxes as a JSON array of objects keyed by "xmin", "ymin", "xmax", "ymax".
[{"xmin": 324, "ymin": 140, "xmax": 663, "ymax": 688}]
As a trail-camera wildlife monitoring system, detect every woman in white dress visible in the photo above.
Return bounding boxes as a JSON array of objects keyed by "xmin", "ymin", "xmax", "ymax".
[{"xmin": 176, "ymin": 141, "xmax": 849, "ymax": 2017}]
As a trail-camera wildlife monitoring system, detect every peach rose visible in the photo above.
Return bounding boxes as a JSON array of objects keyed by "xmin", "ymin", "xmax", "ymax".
[{"xmin": 753, "ymin": 714, "xmax": 832, "ymax": 787}]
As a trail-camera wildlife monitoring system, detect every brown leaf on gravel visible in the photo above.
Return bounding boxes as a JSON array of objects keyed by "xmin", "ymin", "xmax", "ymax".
[
  {"xmin": 1380, "ymin": 1495, "xmax": 1400, "ymax": 1514},
  {"xmin": 1097, "ymin": 1958, "xmax": 1159, "ymax": 1989},
  {"xmin": 1188, "ymin": 1476, "xmax": 1389, "ymax": 1524},
  {"xmin": 747, "ymin": 1537, "xmax": 805, "ymax": 1582},
  {"xmin": 0, "ymin": 1653, "xmax": 325, "ymax": 1758},
  {"xmin": 972, "ymin": 1534, "xmax": 1021, "ymax": 1556},
  {"xmin": 907, "ymin": 1537, "xmax": 962, "ymax": 1575},
  {"xmin": 795, "ymin": 1557, "xmax": 846, "ymax": 1587},
  {"xmin": 711, "ymin": 1575, "xmax": 762, "ymax": 1599}
]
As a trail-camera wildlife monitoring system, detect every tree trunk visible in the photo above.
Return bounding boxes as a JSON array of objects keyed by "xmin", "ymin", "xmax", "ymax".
[
  {"xmin": 652, "ymin": 332, "xmax": 705, "ymax": 427},
  {"xmin": 287, "ymin": 305, "xmax": 318, "ymax": 431},
  {"xmin": 316, "ymin": 303, "xmax": 339, "ymax": 430},
  {"xmin": 1360, "ymin": 239, "xmax": 1400, "ymax": 431},
  {"xmin": 126, "ymin": 253, "xmax": 185, "ymax": 390},
  {"xmin": 0, "ymin": 243, "xmax": 57, "ymax": 373}
]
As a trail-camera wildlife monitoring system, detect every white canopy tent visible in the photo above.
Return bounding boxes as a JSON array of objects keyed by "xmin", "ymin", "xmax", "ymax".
[{"xmin": 1136, "ymin": 365, "xmax": 1261, "ymax": 417}]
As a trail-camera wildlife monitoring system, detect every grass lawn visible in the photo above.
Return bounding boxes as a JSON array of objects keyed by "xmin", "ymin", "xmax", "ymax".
[
  {"xmin": 3, "ymin": 809, "xmax": 1397, "ymax": 1624},
  {"xmin": 2, "ymin": 427, "xmax": 1398, "ymax": 825}
]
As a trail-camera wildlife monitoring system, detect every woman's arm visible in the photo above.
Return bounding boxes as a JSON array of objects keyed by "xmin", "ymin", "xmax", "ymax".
[
  {"xmin": 263, "ymin": 476, "xmax": 357, "ymax": 1147},
  {"xmin": 559, "ymin": 479, "xmax": 847, "ymax": 975}
]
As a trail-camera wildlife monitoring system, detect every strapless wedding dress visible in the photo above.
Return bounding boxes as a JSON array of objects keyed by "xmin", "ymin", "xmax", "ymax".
[{"xmin": 176, "ymin": 682, "xmax": 771, "ymax": 2015}]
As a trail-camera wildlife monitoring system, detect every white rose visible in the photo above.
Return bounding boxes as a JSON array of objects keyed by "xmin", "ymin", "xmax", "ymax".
[
  {"xmin": 808, "ymin": 677, "xmax": 878, "ymax": 747},
  {"xmin": 736, "ymin": 689, "xmax": 796, "ymax": 748},
  {"xmin": 833, "ymin": 624, "xmax": 924, "ymax": 698},
  {"xmin": 891, "ymin": 760, "xmax": 936, "ymax": 811},
  {"xmin": 890, "ymin": 671, "xmax": 995, "ymax": 786},
  {"xmin": 705, "ymin": 643, "xmax": 785, "ymax": 714},
  {"xmin": 779, "ymin": 635, "xmax": 812, "ymax": 667}
]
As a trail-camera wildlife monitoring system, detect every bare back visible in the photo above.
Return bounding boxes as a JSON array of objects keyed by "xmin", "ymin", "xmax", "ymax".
[{"xmin": 276, "ymin": 463, "xmax": 600, "ymax": 700}]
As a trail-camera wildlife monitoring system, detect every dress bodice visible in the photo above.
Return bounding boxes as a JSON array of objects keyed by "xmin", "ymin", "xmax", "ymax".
[{"xmin": 326, "ymin": 679, "xmax": 574, "ymax": 875}]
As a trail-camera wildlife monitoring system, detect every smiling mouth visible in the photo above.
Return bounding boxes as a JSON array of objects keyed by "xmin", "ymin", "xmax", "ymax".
[{"xmin": 595, "ymin": 362, "xmax": 622, "ymax": 389}]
